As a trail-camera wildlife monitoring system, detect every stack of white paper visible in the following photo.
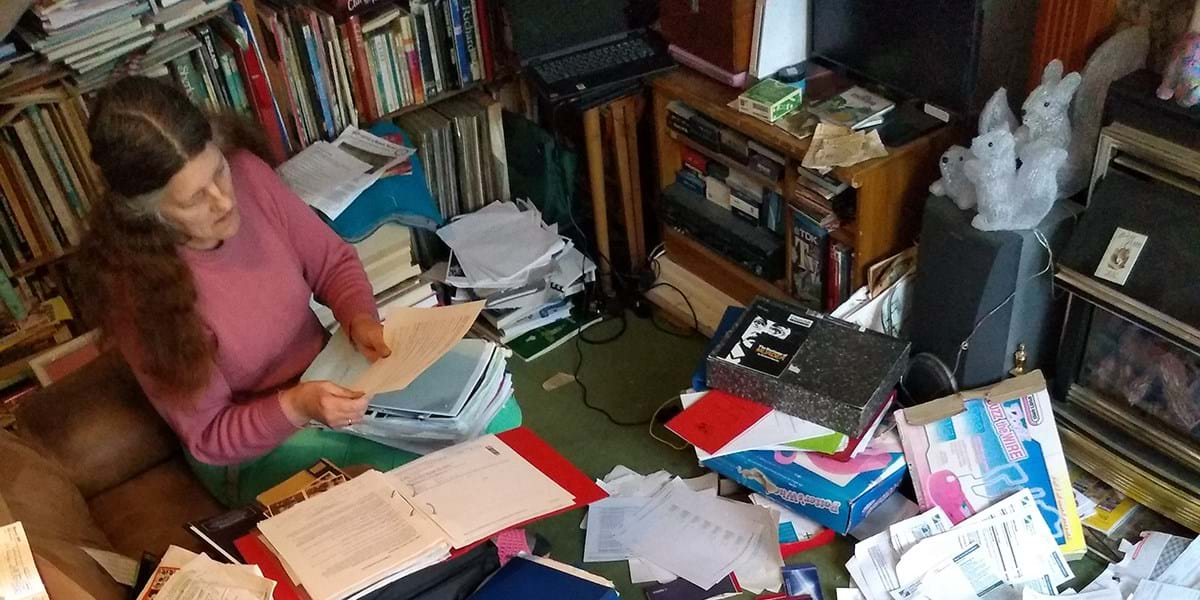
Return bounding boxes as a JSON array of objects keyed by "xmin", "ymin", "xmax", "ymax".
[
  {"xmin": 846, "ymin": 489, "xmax": 1075, "ymax": 600},
  {"xmin": 437, "ymin": 201, "xmax": 596, "ymax": 342}
]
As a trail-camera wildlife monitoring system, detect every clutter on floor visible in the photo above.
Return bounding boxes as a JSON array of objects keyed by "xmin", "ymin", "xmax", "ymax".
[{"xmin": 433, "ymin": 201, "xmax": 597, "ymax": 347}]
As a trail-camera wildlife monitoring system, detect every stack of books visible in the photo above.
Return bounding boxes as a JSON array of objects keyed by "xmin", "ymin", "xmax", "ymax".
[
  {"xmin": 311, "ymin": 223, "xmax": 435, "ymax": 330},
  {"xmin": 792, "ymin": 164, "xmax": 851, "ymax": 221},
  {"xmin": 14, "ymin": 0, "xmax": 155, "ymax": 83},
  {"xmin": 395, "ymin": 93, "xmax": 508, "ymax": 219}
]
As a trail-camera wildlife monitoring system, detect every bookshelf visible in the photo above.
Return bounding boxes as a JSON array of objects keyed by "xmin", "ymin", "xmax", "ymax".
[
  {"xmin": 649, "ymin": 67, "xmax": 958, "ymax": 323},
  {"xmin": 0, "ymin": 0, "xmax": 507, "ymax": 388}
]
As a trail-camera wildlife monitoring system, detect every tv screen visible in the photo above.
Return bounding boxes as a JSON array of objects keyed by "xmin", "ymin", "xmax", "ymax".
[{"xmin": 811, "ymin": 0, "xmax": 981, "ymax": 115}]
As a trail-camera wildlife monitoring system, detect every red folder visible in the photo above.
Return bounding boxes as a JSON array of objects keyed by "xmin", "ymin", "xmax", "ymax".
[
  {"xmin": 235, "ymin": 533, "xmax": 308, "ymax": 600},
  {"xmin": 666, "ymin": 390, "xmax": 772, "ymax": 454}
]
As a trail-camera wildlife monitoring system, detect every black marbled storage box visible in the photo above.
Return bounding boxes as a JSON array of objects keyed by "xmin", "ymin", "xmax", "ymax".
[{"xmin": 706, "ymin": 297, "xmax": 909, "ymax": 437}]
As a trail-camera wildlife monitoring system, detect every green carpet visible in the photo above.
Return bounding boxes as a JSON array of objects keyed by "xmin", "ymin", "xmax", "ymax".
[{"xmin": 508, "ymin": 311, "xmax": 1102, "ymax": 599}]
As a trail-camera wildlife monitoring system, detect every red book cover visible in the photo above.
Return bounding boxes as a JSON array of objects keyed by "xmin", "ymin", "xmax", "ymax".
[
  {"xmin": 346, "ymin": 16, "xmax": 377, "ymax": 122},
  {"xmin": 229, "ymin": 2, "xmax": 288, "ymax": 161},
  {"xmin": 401, "ymin": 15, "xmax": 425, "ymax": 105},
  {"xmin": 473, "ymin": 0, "xmax": 493, "ymax": 80},
  {"xmin": 825, "ymin": 241, "xmax": 839, "ymax": 312},
  {"xmin": 258, "ymin": 6, "xmax": 308, "ymax": 147},
  {"xmin": 665, "ymin": 390, "xmax": 772, "ymax": 454},
  {"xmin": 231, "ymin": 44, "xmax": 286, "ymax": 162}
]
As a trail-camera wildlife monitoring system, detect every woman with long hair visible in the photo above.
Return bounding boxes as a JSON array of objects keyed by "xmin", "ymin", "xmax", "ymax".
[{"xmin": 77, "ymin": 76, "xmax": 519, "ymax": 506}]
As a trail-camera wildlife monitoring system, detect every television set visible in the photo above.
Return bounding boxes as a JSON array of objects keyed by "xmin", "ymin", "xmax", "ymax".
[{"xmin": 810, "ymin": 0, "xmax": 1039, "ymax": 117}]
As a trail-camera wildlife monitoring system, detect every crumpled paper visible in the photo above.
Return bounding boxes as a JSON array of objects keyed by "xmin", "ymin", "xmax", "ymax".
[{"xmin": 802, "ymin": 123, "xmax": 888, "ymax": 171}]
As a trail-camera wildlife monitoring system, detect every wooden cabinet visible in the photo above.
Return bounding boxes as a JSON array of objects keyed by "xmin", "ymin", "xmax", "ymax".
[{"xmin": 648, "ymin": 67, "xmax": 957, "ymax": 318}]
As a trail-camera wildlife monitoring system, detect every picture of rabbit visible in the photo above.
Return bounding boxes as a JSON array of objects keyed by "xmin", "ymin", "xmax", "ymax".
[
  {"xmin": 1015, "ymin": 60, "xmax": 1082, "ymax": 165},
  {"xmin": 929, "ymin": 145, "xmax": 977, "ymax": 210}
]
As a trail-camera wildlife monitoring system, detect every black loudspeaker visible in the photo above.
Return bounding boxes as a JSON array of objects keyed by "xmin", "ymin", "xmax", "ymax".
[{"xmin": 909, "ymin": 196, "xmax": 1080, "ymax": 390}]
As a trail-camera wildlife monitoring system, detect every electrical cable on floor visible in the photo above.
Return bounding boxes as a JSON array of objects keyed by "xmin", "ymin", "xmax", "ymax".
[
  {"xmin": 565, "ymin": 204, "xmax": 648, "ymax": 426},
  {"xmin": 648, "ymin": 395, "xmax": 691, "ymax": 451}
]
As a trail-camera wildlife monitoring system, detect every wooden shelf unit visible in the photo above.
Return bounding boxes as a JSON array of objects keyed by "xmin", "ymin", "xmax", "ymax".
[{"xmin": 650, "ymin": 67, "xmax": 957, "ymax": 307}]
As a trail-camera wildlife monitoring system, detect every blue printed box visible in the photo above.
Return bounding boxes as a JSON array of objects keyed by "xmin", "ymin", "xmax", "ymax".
[{"xmin": 703, "ymin": 447, "xmax": 906, "ymax": 534}]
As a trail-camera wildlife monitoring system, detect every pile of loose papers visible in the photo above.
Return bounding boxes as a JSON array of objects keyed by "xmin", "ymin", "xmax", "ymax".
[
  {"xmin": 135, "ymin": 545, "xmax": 275, "ymax": 600},
  {"xmin": 845, "ymin": 489, "xmax": 1075, "ymax": 600},
  {"xmin": 278, "ymin": 126, "xmax": 415, "ymax": 219},
  {"xmin": 348, "ymin": 339, "xmax": 513, "ymax": 454},
  {"xmin": 1071, "ymin": 530, "xmax": 1200, "ymax": 600},
  {"xmin": 437, "ymin": 200, "xmax": 595, "ymax": 343},
  {"xmin": 581, "ymin": 466, "xmax": 785, "ymax": 595}
]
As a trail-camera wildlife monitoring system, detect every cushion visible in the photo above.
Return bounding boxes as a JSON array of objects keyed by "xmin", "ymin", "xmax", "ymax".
[
  {"xmin": 0, "ymin": 429, "xmax": 107, "ymax": 545},
  {"xmin": 0, "ymin": 429, "xmax": 124, "ymax": 600},
  {"xmin": 88, "ymin": 456, "xmax": 223, "ymax": 558},
  {"xmin": 16, "ymin": 352, "xmax": 180, "ymax": 499}
]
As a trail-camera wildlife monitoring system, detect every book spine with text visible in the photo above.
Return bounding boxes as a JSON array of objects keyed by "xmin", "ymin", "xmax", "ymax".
[
  {"xmin": 399, "ymin": 14, "xmax": 424, "ymax": 105},
  {"xmin": 346, "ymin": 17, "xmax": 378, "ymax": 122}
]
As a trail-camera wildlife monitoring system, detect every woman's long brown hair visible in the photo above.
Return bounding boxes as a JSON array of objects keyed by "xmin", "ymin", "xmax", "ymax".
[{"xmin": 77, "ymin": 76, "xmax": 220, "ymax": 394}]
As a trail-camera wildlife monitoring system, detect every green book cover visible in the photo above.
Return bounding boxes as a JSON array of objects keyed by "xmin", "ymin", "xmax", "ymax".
[
  {"xmin": 169, "ymin": 54, "xmax": 209, "ymax": 108},
  {"xmin": 742, "ymin": 78, "xmax": 800, "ymax": 104},
  {"xmin": 508, "ymin": 311, "xmax": 603, "ymax": 362},
  {"xmin": 217, "ymin": 46, "xmax": 251, "ymax": 114}
]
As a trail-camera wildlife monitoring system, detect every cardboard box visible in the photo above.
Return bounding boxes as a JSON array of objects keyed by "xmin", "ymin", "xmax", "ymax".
[
  {"xmin": 707, "ymin": 297, "xmax": 908, "ymax": 437},
  {"xmin": 895, "ymin": 371, "xmax": 1085, "ymax": 557},
  {"xmin": 704, "ymin": 447, "xmax": 906, "ymax": 534},
  {"xmin": 738, "ymin": 78, "xmax": 804, "ymax": 122}
]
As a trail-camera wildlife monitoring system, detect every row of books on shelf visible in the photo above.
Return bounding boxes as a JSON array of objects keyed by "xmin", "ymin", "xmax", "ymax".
[
  {"xmin": 398, "ymin": 95, "xmax": 507, "ymax": 219},
  {"xmin": 253, "ymin": 0, "xmax": 496, "ymax": 153},
  {"xmin": 0, "ymin": 94, "xmax": 99, "ymax": 275},
  {"xmin": 3, "ymin": 0, "xmax": 497, "ymax": 160},
  {"xmin": 790, "ymin": 207, "xmax": 852, "ymax": 313}
]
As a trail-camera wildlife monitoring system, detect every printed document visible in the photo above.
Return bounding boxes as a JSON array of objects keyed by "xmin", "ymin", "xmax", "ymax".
[
  {"xmin": 387, "ymin": 434, "xmax": 574, "ymax": 548},
  {"xmin": 257, "ymin": 470, "xmax": 451, "ymax": 600},
  {"xmin": 890, "ymin": 507, "xmax": 952, "ymax": 555},
  {"xmin": 154, "ymin": 554, "xmax": 274, "ymax": 600},
  {"xmin": 305, "ymin": 302, "xmax": 484, "ymax": 396},
  {"xmin": 584, "ymin": 497, "xmax": 650, "ymax": 562},
  {"xmin": 0, "ymin": 522, "xmax": 48, "ymax": 600},
  {"xmin": 897, "ymin": 492, "xmax": 1071, "ymax": 590},
  {"xmin": 616, "ymin": 480, "xmax": 770, "ymax": 590},
  {"xmin": 890, "ymin": 543, "xmax": 1003, "ymax": 600}
]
